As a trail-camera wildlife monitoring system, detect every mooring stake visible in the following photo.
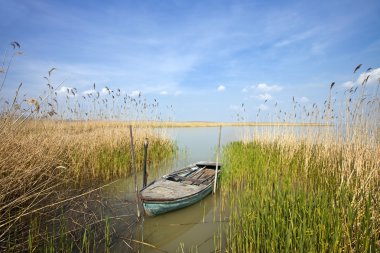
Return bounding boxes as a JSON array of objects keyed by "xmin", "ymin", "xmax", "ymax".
[
  {"xmin": 213, "ymin": 125, "xmax": 222, "ymax": 194},
  {"xmin": 129, "ymin": 125, "xmax": 140, "ymax": 218},
  {"xmin": 143, "ymin": 138, "xmax": 148, "ymax": 188}
]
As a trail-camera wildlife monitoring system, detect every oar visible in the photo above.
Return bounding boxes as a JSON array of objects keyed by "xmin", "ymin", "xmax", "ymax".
[{"xmin": 213, "ymin": 126, "xmax": 222, "ymax": 193}]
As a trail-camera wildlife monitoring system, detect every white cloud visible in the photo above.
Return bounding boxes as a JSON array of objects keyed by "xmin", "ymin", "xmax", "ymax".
[
  {"xmin": 57, "ymin": 86, "xmax": 76, "ymax": 96},
  {"xmin": 241, "ymin": 88, "xmax": 248, "ymax": 93},
  {"xmin": 342, "ymin": 81, "xmax": 354, "ymax": 89},
  {"xmin": 356, "ymin": 68, "xmax": 380, "ymax": 86},
  {"xmin": 130, "ymin": 90, "xmax": 141, "ymax": 97},
  {"xmin": 160, "ymin": 91, "xmax": 168, "ymax": 95},
  {"xmin": 83, "ymin": 89, "xmax": 96, "ymax": 95},
  {"xmin": 101, "ymin": 87, "xmax": 112, "ymax": 94},
  {"xmin": 258, "ymin": 93, "xmax": 272, "ymax": 100},
  {"xmin": 274, "ymin": 28, "xmax": 319, "ymax": 48},
  {"xmin": 300, "ymin": 96, "xmax": 309, "ymax": 103},
  {"xmin": 57, "ymin": 86, "xmax": 71, "ymax": 93},
  {"xmin": 340, "ymin": 68, "xmax": 380, "ymax": 90},
  {"xmin": 217, "ymin": 85, "xmax": 226, "ymax": 91},
  {"xmin": 256, "ymin": 83, "xmax": 282, "ymax": 92}
]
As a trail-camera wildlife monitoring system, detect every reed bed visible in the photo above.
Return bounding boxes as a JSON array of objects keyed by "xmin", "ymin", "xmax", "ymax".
[
  {"xmin": 0, "ymin": 120, "xmax": 176, "ymax": 252},
  {"xmin": 220, "ymin": 66, "xmax": 380, "ymax": 252},
  {"xmin": 221, "ymin": 140, "xmax": 379, "ymax": 252},
  {"xmin": 0, "ymin": 42, "xmax": 176, "ymax": 251}
]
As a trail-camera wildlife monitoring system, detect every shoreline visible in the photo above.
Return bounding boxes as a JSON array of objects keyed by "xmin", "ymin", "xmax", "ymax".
[{"xmin": 24, "ymin": 119, "xmax": 330, "ymax": 128}]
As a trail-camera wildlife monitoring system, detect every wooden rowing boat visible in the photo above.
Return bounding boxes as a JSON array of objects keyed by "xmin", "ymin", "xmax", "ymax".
[{"xmin": 139, "ymin": 161, "xmax": 222, "ymax": 216}]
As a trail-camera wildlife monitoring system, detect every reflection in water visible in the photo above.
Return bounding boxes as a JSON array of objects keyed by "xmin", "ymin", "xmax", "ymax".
[{"xmin": 138, "ymin": 194, "xmax": 221, "ymax": 252}]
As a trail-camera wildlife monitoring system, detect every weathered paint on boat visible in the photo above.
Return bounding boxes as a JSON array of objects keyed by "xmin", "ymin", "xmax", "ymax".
[
  {"xmin": 142, "ymin": 183, "xmax": 213, "ymax": 216},
  {"xmin": 139, "ymin": 161, "xmax": 221, "ymax": 216}
]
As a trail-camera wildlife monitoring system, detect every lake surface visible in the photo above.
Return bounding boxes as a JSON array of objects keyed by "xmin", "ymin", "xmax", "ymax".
[{"xmin": 105, "ymin": 125, "xmax": 326, "ymax": 252}]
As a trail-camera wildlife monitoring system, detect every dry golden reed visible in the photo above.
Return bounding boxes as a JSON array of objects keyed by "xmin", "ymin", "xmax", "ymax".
[{"xmin": 0, "ymin": 42, "xmax": 176, "ymax": 251}]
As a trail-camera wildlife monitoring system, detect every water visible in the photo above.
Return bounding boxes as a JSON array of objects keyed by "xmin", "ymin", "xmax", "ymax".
[
  {"xmin": 103, "ymin": 127, "xmax": 243, "ymax": 252},
  {"xmin": 106, "ymin": 125, "xmax": 325, "ymax": 252},
  {"xmin": 136, "ymin": 127, "xmax": 242, "ymax": 252}
]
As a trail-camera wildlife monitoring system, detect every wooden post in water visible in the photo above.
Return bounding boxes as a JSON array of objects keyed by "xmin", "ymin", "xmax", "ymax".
[
  {"xmin": 143, "ymin": 138, "xmax": 148, "ymax": 188},
  {"xmin": 129, "ymin": 125, "xmax": 140, "ymax": 218},
  {"xmin": 213, "ymin": 126, "xmax": 222, "ymax": 194}
]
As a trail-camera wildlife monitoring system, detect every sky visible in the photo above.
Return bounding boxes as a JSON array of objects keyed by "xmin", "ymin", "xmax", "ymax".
[{"xmin": 1, "ymin": 0, "xmax": 380, "ymax": 122}]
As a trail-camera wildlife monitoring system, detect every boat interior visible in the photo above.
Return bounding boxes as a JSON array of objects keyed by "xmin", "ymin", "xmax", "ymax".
[{"xmin": 165, "ymin": 165, "xmax": 217, "ymax": 186}]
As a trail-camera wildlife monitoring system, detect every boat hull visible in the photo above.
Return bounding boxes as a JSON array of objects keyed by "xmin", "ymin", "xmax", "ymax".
[{"xmin": 142, "ymin": 183, "xmax": 213, "ymax": 216}]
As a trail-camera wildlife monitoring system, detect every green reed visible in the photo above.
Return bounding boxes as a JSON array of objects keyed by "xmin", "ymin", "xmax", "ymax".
[
  {"xmin": 65, "ymin": 130, "xmax": 176, "ymax": 183},
  {"xmin": 19, "ymin": 212, "xmax": 118, "ymax": 253},
  {"xmin": 221, "ymin": 141, "xmax": 379, "ymax": 252}
]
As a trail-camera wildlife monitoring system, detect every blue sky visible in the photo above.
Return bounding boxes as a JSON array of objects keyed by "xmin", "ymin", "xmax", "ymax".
[{"xmin": 1, "ymin": 0, "xmax": 380, "ymax": 121}]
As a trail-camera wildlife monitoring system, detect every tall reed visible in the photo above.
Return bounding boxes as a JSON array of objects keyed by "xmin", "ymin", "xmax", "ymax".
[
  {"xmin": 0, "ymin": 42, "xmax": 176, "ymax": 251},
  {"xmin": 220, "ymin": 66, "xmax": 380, "ymax": 252}
]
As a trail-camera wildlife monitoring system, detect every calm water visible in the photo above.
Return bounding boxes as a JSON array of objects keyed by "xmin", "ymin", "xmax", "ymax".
[
  {"xmin": 136, "ymin": 127, "xmax": 242, "ymax": 252},
  {"xmin": 105, "ymin": 126, "xmax": 325, "ymax": 252},
  {"xmin": 103, "ymin": 127, "xmax": 244, "ymax": 252}
]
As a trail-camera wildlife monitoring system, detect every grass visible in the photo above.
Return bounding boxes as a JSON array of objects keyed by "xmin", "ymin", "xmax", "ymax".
[{"xmin": 221, "ymin": 141, "xmax": 379, "ymax": 252}]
